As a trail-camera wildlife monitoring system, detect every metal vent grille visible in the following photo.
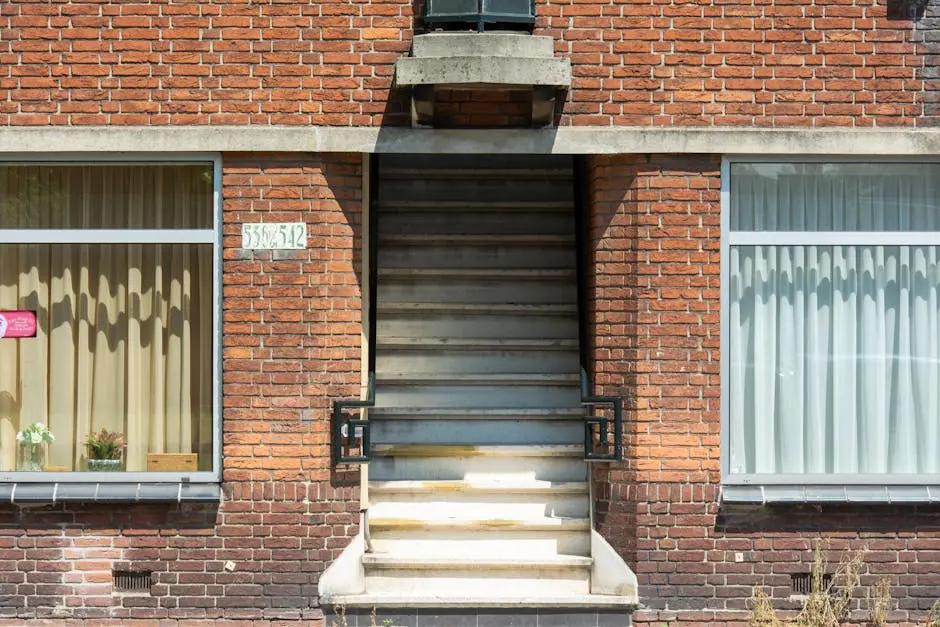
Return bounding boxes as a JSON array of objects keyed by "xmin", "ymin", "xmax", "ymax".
[
  {"xmin": 791, "ymin": 572, "xmax": 832, "ymax": 595},
  {"xmin": 113, "ymin": 570, "xmax": 151, "ymax": 593}
]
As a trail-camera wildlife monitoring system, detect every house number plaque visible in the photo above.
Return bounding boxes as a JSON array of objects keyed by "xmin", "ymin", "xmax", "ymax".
[{"xmin": 241, "ymin": 222, "xmax": 307, "ymax": 250}]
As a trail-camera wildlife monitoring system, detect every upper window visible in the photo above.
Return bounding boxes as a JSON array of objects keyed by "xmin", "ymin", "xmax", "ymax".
[
  {"xmin": 0, "ymin": 161, "xmax": 217, "ymax": 476},
  {"xmin": 724, "ymin": 161, "xmax": 940, "ymax": 482}
]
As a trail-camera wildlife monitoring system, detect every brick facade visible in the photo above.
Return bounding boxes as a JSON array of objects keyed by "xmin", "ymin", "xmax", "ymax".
[
  {"xmin": 0, "ymin": 0, "xmax": 938, "ymax": 127},
  {"xmin": 0, "ymin": 153, "xmax": 363, "ymax": 623},
  {"xmin": 587, "ymin": 154, "xmax": 940, "ymax": 625}
]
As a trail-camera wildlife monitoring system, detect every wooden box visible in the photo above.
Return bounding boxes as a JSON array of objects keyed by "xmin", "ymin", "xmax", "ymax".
[{"xmin": 146, "ymin": 453, "xmax": 198, "ymax": 472}]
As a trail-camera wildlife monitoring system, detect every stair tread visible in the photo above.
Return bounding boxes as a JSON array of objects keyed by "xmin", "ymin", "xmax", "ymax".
[
  {"xmin": 378, "ymin": 268, "xmax": 576, "ymax": 279},
  {"xmin": 380, "ymin": 234, "xmax": 574, "ymax": 245},
  {"xmin": 371, "ymin": 444, "xmax": 583, "ymax": 458},
  {"xmin": 377, "ymin": 200, "xmax": 573, "ymax": 211},
  {"xmin": 362, "ymin": 554, "xmax": 592, "ymax": 568},
  {"xmin": 368, "ymin": 407, "xmax": 584, "ymax": 417},
  {"xmin": 368, "ymin": 512, "xmax": 591, "ymax": 530},
  {"xmin": 380, "ymin": 168, "xmax": 574, "ymax": 179},
  {"xmin": 377, "ymin": 302, "xmax": 577, "ymax": 315},
  {"xmin": 376, "ymin": 373, "xmax": 579, "ymax": 385},
  {"xmin": 369, "ymin": 480, "xmax": 589, "ymax": 494},
  {"xmin": 322, "ymin": 593, "xmax": 638, "ymax": 608},
  {"xmin": 376, "ymin": 337, "xmax": 578, "ymax": 349}
]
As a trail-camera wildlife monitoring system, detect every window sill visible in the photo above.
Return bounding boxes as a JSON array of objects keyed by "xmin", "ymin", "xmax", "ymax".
[
  {"xmin": 722, "ymin": 483, "xmax": 940, "ymax": 504},
  {"xmin": 0, "ymin": 481, "xmax": 221, "ymax": 503}
]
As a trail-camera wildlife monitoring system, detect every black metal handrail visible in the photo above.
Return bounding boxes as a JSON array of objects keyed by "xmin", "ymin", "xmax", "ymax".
[
  {"xmin": 573, "ymin": 156, "xmax": 624, "ymax": 462},
  {"xmin": 332, "ymin": 372, "xmax": 375, "ymax": 465},
  {"xmin": 580, "ymin": 369, "xmax": 623, "ymax": 461}
]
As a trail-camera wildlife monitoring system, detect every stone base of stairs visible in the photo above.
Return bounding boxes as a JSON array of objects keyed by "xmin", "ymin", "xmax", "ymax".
[{"xmin": 323, "ymin": 605, "xmax": 633, "ymax": 627}]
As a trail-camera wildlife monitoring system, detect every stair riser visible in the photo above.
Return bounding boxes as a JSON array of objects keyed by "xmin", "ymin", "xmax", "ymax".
[
  {"xmin": 375, "ymin": 384, "xmax": 580, "ymax": 408},
  {"xmin": 380, "ymin": 212, "xmax": 574, "ymax": 236},
  {"xmin": 369, "ymin": 456, "xmax": 588, "ymax": 483},
  {"xmin": 379, "ymin": 179, "xmax": 574, "ymax": 204},
  {"xmin": 369, "ymin": 495, "xmax": 589, "ymax": 519},
  {"xmin": 370, "ymin": 531, "xmax": 590, "ymax": 558},
  {"xmin": 370, "ymin": 418, "xmax": 584, "ymax": 445},
  {"xmin": 363, "ymin": 570, "xmax": 590, "ymax": 596},
  {"xmin": 377, "ymin": 279, "xmax": 577, "ymax": 305},
  {"xmin": 378, "ymin": 314, "xmax": 577, "ymax": 340},
  {"xmin": 375, "ymin": 350, "xmax": 580, "ymax": 376},
  {"xmin": 379, "ymin": 245, "xmax": 576, "ymax": 270}
]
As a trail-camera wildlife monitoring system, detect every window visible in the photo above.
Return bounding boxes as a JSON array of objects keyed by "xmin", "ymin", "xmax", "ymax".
[
  {"xmin": 0, "ymin": 160, "xmax": 219, "ymax": 478},
  {"xmin": 722, "ymin": 160, "xmax": 940, "ymax": 489}
]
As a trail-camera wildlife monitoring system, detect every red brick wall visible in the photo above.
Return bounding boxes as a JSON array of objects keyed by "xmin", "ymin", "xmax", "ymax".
[
  {"xmin": 0, "ymin": 0, "xmax": 936, "ymax": 127},
  {"xmin": 586, "ymin": 154, "xmax": 940, "ymax": 625},
  {"xmin": 0, "ymin": 153, "xmax": 363, "ymax": 623}
]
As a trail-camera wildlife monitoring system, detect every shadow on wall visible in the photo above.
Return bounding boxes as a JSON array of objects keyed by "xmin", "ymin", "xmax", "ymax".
[
  {"xmin": 886, "ymin": 0, "xmax": 930, "ymax": 19},
  {"xmin": 580, "ymin": 155, "xmax": 641, "ymax": 572},
  {"xmin": 717, "ymin": 502, "xmax": 940, "ymax": 534}
]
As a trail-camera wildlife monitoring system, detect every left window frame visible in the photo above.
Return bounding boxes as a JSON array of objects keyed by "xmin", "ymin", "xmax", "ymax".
[{"xmin": 0, "ymin": 154, "xmax": 222, "ymax": 486}]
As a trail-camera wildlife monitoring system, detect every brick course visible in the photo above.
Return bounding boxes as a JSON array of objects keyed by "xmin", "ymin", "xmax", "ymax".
[
  {"xmin": 586, "ymin": 154, "xmax": 940, "ymax": 625},
  {"xmin": 0, "ymin": 0, "xmax": 937, "ymax": 126},
  {"xmin": 0, "ymin": 153, "xmax": 363, "ymax": 623}
]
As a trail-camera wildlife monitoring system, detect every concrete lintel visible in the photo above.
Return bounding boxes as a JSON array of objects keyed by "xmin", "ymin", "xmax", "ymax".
[
  {"xmin": 411, "ymin": 33, "xmax": 556, "ymax": 59},
  {"xmin": 3, "ymin": 126, "xmax": 940, "ymax": 155},
  {"xmin": 395, "ymin": 56, "xmax": 571, "ymax": 88}
]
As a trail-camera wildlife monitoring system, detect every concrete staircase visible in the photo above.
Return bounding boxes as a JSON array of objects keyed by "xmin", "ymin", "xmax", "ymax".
[{"xmin": 319, "ymin": 155, "xmax": 638, "ymax": 611}]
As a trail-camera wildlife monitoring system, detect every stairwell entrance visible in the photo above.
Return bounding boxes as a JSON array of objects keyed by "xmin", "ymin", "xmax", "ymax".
[{"xmin": 318, "ymin": 154, "xmax": 637, "ymax": 612}]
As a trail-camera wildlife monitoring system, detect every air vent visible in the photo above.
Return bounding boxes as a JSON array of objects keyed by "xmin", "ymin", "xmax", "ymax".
[
  {"xmin": 113, "ymin": 570, "xmax": 152, "ymax": 593},
  {"xmin": 791, "ymin": 572, "xmax": 833, "ymax": 595}
]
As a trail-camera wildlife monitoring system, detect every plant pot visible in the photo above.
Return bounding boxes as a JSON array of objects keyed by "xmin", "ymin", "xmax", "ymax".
[
  {"xmin": 87, "ymin": 458, "xmax": 122, "ymax": 472},
  {"xmin": 16, "ymin": 443, "xmax": 45, "ymax": 471}
]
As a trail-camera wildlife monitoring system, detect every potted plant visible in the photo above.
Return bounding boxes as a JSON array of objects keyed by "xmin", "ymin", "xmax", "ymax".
[
  {"xmin": 15, "ymin": 422, "xmax": 54, "ymax": 471},
  {"xmin": 85, "ymin": 428, "xmax": 125, "ymax": 472}
]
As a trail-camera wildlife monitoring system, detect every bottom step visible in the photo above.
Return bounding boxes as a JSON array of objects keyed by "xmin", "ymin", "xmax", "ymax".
[{"xmin": 323, "ymin": 600, "xmax": 634, "ymax": 627}]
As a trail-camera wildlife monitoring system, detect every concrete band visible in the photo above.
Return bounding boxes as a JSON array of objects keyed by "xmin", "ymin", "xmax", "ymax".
[{"xmin": 2, "ymin": 126, "xmax": 940, "ymax": 155}]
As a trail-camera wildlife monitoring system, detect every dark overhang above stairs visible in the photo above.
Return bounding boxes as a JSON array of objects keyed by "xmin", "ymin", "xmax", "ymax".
[{"xmin": 394, "ymin": 33, "xmax": 572, "ymax": 128}]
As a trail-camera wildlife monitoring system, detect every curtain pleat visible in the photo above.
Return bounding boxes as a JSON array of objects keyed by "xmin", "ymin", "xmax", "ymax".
[
  {"xmin": 0, "ymin": 165, "xmax": 212, "ymax": 472},
  {"xmin": 730, "ymin": 164, "xmax": 940, "ymax": 476}
]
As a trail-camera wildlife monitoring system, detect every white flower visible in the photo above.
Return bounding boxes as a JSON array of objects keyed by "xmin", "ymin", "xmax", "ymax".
[
  {"xmin": 15, "ymin": 432, "xmax": 23, "ymax": 442},
  {"xmin": 30, "ymin": 432, "xmax": 41, "ymax": 445}
]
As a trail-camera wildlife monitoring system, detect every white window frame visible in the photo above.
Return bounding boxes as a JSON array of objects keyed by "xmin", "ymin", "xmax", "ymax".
[
  {"xmin": 0, "ymin": 153, "xmax": 222, "ymax": 484},
  {"xmin": 720, "ymin": 155, "xmax": 940, "ymax": 503}
]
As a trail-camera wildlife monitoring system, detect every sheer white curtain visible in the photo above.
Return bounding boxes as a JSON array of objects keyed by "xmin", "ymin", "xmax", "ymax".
[{"xmin": 728, "ymin": 164, "xmax": 940, "ymax": 476}]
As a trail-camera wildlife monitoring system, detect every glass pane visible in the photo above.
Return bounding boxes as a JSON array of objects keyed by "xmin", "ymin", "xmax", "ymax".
[
  {"xmin": 0, "ymin": 164, "xmax": 213, "ymax": 229},
  {"xmin": 730, "ymin": 163, "xmax": 940, "ymax": 231},
  {"xmin": 728, "ymin": 244, "xmax": 940, "ymax": 476},
  {"xmin": 0, "ymin": 243, "xmax": 214, "ymax": 472}
]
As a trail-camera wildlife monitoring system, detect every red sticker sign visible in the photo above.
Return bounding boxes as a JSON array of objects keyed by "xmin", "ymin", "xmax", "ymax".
[{"xmin": 0, "ymin": 311, "xmax": 37, "ymax": 338}]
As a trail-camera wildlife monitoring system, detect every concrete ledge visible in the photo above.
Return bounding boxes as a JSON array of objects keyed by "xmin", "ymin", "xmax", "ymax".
[
  {"xmin": 395, "ymin": 56, "xmax": 571, "ymax": 88},
  {"xmin": 2, "ymin": 126, "xmax": 940, "ymax": 155},
  {"xmin": 412, "ymin": 32, "xmax": 555, "ymax": 59}
]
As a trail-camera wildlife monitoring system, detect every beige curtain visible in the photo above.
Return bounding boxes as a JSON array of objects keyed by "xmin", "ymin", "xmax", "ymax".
[{"xmin": 0, "ymin": 165, "xmax": 213, "ymax": 472}]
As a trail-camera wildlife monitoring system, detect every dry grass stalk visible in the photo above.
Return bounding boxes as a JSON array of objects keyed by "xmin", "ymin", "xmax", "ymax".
[
  {"xmin": 926, "ymin": 600, "xmax": 940, "ymax": 627},
  {"xmin": 867, "ymin": 577, "xmax": 891, "ymax": 626},
  {"xmin": 749, "ymin": 541, "xmax": 867, "ymax": 627},
  {"xmin": 329, "ymin": 604, "xmax": 348, "ymax": 627},
  {"xmin": 749, "ymin": 586, "xmax": 784, "ymax": 627}
]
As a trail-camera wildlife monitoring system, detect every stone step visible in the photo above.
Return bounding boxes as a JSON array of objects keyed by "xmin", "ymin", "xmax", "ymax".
[
  {"xmin": 377, "ymin": 268, "xmax": 577, "ymax": 280},
  {"xmin": 367, "ymin": 493, "xmax": 589, "ymax": 520},
  {"xmin": 367, "ymin": 407, "xmax": 585, "ymax": 419},
  {"xmin": 377, "ymin": 302, "xmax": 577, "ymax": 316},
  {"xmin": 369, "ymin": 479, "xmax": 589, "ymax": 494},
  {"xmin": 369, "ymin": 418, "xmax": 583, "ymax": 445},
  {"xmin": 376, "ymin": 373, "xmax": 579, "ymax": 386},
  {"xmin": 372, "ymin": 444, "xmax": 583, "ymax": 458},
  {"xmin": 379, "ymin": 234, "xmax": 574, "ymax": 247}
]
